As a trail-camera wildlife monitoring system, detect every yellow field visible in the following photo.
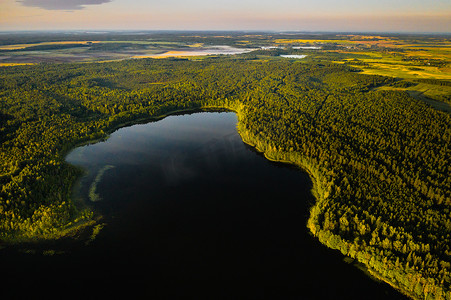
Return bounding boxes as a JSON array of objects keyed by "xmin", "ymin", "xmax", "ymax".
[
  {"xmin": 134, "ymin": 50, "xmax": 209, "ymax": 59},
  {"xmin": 358, "ymin": 66, "xmax": 451, "ymax": 80},
  {"xmin": 342, "ymin": 51, "xmax": 451, "ymax": 80},
  {"xmin": 339, "ymin": 35, "xmax": 387, "ymax": 40},
  {"xmin": 344, "ymin": 53, "xmax": 451, "ymax": 80},
  {"xmin": 402, "ymin": 47, "xmax": 451, "ymax": 61},
  {"xmin": 274, "ymin": 36, "xmax": 400, "ymax": 46},
  {"xmin": 188, "ymin": 43, "xmax": 204, "ymax": 48},
  {"xmin": 274, "ymin": 39, "xmax": 349, "ymax": 44},
  {"xmin": 318, "ymin": 36, "xmax": 451, "ymax": 81},
  {"xmin": 0, "ymin": 62, "xmax": 35, "ymax": 67}
]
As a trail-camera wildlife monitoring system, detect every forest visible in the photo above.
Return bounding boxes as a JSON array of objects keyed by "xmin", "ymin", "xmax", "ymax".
[{"xmin": 0, "ymin": 53, "xmax": 450, "ymax": 299}]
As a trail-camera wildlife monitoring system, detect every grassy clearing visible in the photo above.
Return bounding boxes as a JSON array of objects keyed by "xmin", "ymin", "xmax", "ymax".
[
  {"xmin": 188, "ymin": 43, "xmax": 204, "ymax": 47},
  {"xmin": 376, "ymin": 83, "xmax": 451, "ymax": 111},
  {"xmin": 407, "ymin": 90, "xmax": 451, "ymax": 112},
  {"xmin": 357, "ymin": 64, "xmax": 451, "ymax": 80},
  {"xmin": 0, "ymin": 62, "xmax": 35, "ymax": 67},
  {"xmin": 403, "ymin": 47, "xmax": 451, "ymax": 60},
  {"xmin": 408, "ymin": 83, "xmax": 451, "ymax": 101}
]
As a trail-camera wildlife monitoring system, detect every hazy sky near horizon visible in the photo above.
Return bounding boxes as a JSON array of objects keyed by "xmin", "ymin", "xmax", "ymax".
[{"xmin": 1, "ymin": 0, "xmax": 450, "ymax": 32}]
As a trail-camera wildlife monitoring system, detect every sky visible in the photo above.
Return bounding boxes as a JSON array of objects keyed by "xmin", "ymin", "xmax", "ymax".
[{"xmin": 0, "ymin": 0, "xmax": 450, "ymax": 33}]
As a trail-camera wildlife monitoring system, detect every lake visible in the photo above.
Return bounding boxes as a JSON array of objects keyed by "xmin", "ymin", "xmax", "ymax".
[
  {"xmin": 1, "ymin": 112, "xmax": 407, "ymax": 299},
  {"xmin": 280, "ymin": 54, "xmax": 307, "ymax": 59},
  {"xmin": 134, "ymin": 45, "xmax": 255, "ymax": 58}
]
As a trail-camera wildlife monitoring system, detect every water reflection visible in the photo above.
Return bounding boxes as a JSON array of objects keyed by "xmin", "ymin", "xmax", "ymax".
[{"xmin": 1, "ymin": 112, "xmax": 407, "ymax": 300}]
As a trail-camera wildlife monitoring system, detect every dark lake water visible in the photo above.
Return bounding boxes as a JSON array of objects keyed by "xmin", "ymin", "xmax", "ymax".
[{"xmin": 1, "ymin": 112, "xmax": 407, "ymax": 299}]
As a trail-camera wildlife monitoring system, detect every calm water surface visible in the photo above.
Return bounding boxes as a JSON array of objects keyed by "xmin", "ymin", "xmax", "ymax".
[{"xmin": 2, "ymin": 112, "xmax": 407, "ymax": 299}]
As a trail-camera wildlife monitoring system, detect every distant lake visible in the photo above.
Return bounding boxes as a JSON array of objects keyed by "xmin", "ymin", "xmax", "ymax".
[
  {"xmin": 134, "ymin": 45, "xmax": 255, "ymax": 58},
  {"xmin": 1, "ymin": 112, "xmax": 407, "ymax": 299},
  {"xmin": 280, "ymin": 54, "xmax": 307, "ymax": 59}
]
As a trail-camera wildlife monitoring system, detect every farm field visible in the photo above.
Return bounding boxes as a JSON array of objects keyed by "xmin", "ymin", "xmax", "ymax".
[{"xmin": 274, "ymin": 35, "xmax": 451, "ymax": 106}]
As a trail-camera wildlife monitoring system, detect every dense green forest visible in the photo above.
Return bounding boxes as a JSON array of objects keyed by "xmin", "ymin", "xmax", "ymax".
[{"xmin": 0, "ymin": 55, "xmax": 450, "ymax": 299}]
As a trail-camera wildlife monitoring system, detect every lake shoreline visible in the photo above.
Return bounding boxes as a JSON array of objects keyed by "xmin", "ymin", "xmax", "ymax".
[
  {"xmin": 1, "ymin": 106, "xmax": 414, "ymax": 299},
  {"xmin": 232, "ymin": 111, "xmax": 418, "ymax": 300},
  {"xmin": 1, "ymin": 106, "xmax": 230, "ymax": 248}
]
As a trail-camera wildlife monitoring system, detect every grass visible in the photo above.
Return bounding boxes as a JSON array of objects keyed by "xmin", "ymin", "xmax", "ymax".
[
  {"xmin": 0, "ymin": 62, "xmax": 35, "ymax": 67},
  {"xmin": 407, "ymin": 90, "xmax": 451, "ymax": 112},
  {"xmin": 412, "ymin": 83, "xmax": 451, "ymax": 100},
  {"xmin": 340, "ymin": 47, "xmax": 451, "ymax": 80},
  {"xmin": 188, "ymin": 43, "xmax": 204, "ymax": 47},
  {"xmin": 357, "ymin": 64, "xmax": 451, "ymax": 80},
  {"xmin": 376, "ymin": 84, "xmax": 451, "ymax": 112}
]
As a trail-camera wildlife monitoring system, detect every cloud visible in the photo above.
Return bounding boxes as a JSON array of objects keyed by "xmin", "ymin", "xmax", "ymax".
[{"xmin": 18, "ymin": 0, "xmax": 112, "ymax": 10}]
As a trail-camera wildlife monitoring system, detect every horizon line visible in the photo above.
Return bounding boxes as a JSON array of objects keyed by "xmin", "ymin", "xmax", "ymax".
[{"xmin": 0, "ymin": 30, "xmax": 450, "ymax": 35}]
